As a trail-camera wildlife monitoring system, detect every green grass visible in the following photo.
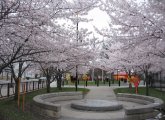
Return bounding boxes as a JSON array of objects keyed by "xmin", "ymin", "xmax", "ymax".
[
  {"xmin": 0, "ymin": 87, "xmax": 89, "ymax": 120},
  {"xmin": 114, "ymin": 87, "xmax": 165, "ymax": 102},
  {"xmin": 66, "ymin": 80, "xmax": 117, "ymax": 86}
]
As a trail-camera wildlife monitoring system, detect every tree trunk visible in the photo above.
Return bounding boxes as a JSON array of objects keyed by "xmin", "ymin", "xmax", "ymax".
[
  {"xmin": 145, "ymin": 71, "xmax": 149, "ymax": 96},
  {"xmin": 86, "ymin": 80, "xmax": 88, "ymax": 87},
  {"xmin": 0, "ymin": 69, "xmax": 2, "ymax": 74},
  {"xmin": 97, "ymin": 78, "xmax": 99, "ymax": 87},
  {"xmin": 118, "ymin": 80, "xmax": 120, "ymax": 86},
  {"xmin": 10, "ymin": 64, "xmax": 19, "ymax": 101},
  {"xmin": 57, "ymin": 72, "xmax": 62, "ymax": 90},
  {"xmin": 46, "ymin": 83, "xmax": 50, "ymax": 93},
  {"xmin": 75, "ymin": 66, "xmax": 78, "ymax": 91},
  {"xmin": 46, "ymin": 77, "xmax": 51, "ymax": 93},
  {"xmin": 12, "ymin": 62, "xmax": 23, "ymax": 100},
  {"xmin": 128, "ymin": 70, "xmax": 132, "ymax": 90},
  {"xmin": 14, "ymin": 78, "xmax": 19, "ymax": 100},
  {"xmin": 57, "ymin": 78, "xmax": 62, "ymax": 90},
  {"xmin": 109, "ymin": 78, "xmax": 111, "ymax": 86}
]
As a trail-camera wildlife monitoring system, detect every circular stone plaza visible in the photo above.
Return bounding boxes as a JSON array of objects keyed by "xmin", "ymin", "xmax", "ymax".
[
  {"xmin": 58, "ymin": 86, "xmax": 127, "ymax": 120},
  {"xmin": 33, "ymin": 85, "xmax": 163, "ymax": 120}
]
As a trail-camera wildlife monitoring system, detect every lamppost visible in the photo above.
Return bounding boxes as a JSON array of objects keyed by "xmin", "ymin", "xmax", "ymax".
[{"xmin": 75, "ymin": 12, "xmax": 79, "ymax": 91}]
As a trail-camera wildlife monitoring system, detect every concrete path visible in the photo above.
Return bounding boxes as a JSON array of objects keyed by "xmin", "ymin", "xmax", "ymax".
[
  {"xmin": 85, "ymin": 86, "xmax": 117, "ymax": 101},
  {"xmin": 58, "ymin": 86, "xmax": 141, "ymax": 120}
]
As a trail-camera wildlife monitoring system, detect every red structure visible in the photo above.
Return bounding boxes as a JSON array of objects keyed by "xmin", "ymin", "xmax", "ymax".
[
  {"xmin": 113, "ymin": 71, "xmax": 141, "ymax": 93},
  {"xmin": 113, "ymin": 71, "xmax": 128, "ymax": 81}
]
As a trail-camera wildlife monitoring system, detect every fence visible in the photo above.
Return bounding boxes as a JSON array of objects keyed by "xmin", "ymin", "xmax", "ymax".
[{"xmin": 0, "ymin": 79, "xmax": 46, "ymax": 99}]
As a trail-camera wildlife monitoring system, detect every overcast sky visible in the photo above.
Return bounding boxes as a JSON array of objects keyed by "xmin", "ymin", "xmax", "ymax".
[
  {"xmin": 57, "ymin": 7, "xmax": 109, "ymax": 40},
  {"xmin": 79, "ymin": 8, "xmax": 109, "ymax": 38}
]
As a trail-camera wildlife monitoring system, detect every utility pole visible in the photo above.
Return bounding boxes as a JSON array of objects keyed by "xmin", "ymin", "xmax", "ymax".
[{"xmin": 75, "ymin": 12, "xmax": 79, "ymax": 91}]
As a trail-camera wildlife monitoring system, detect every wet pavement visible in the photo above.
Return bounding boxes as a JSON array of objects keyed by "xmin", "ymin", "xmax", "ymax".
[{"xmin": 57, "ymin": 86, "xmax": 143, "ymax": 120}]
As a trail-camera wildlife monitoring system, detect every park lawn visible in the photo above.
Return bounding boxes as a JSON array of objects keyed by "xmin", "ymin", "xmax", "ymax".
[
  {"xmin": 114, "ymin": 87, "xmax": 165, "ymax": 102},
  {"xmin": 78, "ymin": 81, "xmax": 109, "ymax": 86},
  {"xmin": 0, "ymin": 87, "xmax": 89, "ymax": 120},
  {"xmin": 68, "ymin": 80, "xmax": 117, "ymax": 86}
]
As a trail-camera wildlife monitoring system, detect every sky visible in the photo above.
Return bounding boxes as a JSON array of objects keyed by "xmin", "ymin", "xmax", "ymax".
[
  {"xmin": 79, "ymin": 8, "xmax": 110, "ymax": 38},
  {"xmin": 58, "ymin": 8, "xmax": 110, "ymax": 41},
  {"xmin": 86, "ymin": 8, "xmax": 109, "ymax": 30},
  {"xmin": 56, "ymin": 6, "xmax": 110, "ymax": 40}
]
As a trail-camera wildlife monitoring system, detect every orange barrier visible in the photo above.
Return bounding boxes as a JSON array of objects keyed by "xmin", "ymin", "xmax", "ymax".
[
  {"xmin": 113, "ymin": 74, "xmax": 128, "ymax": 80},
  {"xmin": 113, "ymin": 73, "xmax": 141, "ymax": 93}
]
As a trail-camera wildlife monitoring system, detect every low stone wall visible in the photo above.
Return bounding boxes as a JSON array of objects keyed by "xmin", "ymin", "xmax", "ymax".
[
  {"xmin": 116, "ymin": 93, "xmax": 164, "ymax": 120},
  {"xmin": 33, "ymin": 92, "xmax": 83, "ymax": 119}
]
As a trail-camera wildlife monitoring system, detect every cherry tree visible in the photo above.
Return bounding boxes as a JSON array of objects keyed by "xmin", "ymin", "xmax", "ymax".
[
  {"xmin": 0, "ymin": 0, "xmax": 53, "ymax": 73},
  {"xmin": 96, "ymin": 0, "xmax": 165, "ymax": 94},
  {"xmin": 0, "ymin": 0, "xmax": 98, "ymax": 72},
  {"xmin": 35, "ymin": 23, "xmax": 96, "ymax": 92},
  {"xmin": 0, "ymin": 0, "xmax": 98, "ymax": 100},
  {"xmin": 0, "ymin": 0, "xmax": 56, "ymax": 100}
]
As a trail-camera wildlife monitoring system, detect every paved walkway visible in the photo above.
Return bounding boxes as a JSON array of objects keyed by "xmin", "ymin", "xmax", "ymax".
[
  {"xmin": 58, "ymin": 86, "xmax": 141, "ymax": 120},
  {"xmin": 85, "ymin": 86, "xmax": 117, "ymax": 100}
]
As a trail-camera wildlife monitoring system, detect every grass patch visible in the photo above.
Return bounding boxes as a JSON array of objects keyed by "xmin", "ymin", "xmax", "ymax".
[
  {"xmin": 66, "ymin": 80, "xmax": 117, "ymax": 86},
  {"xmin": 114, "ymin": 87, "xmax": 165, "ymax": 102},
  {"xmin": 0, "ymin": 87, "xmax": 89, "ymax": 120}
]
